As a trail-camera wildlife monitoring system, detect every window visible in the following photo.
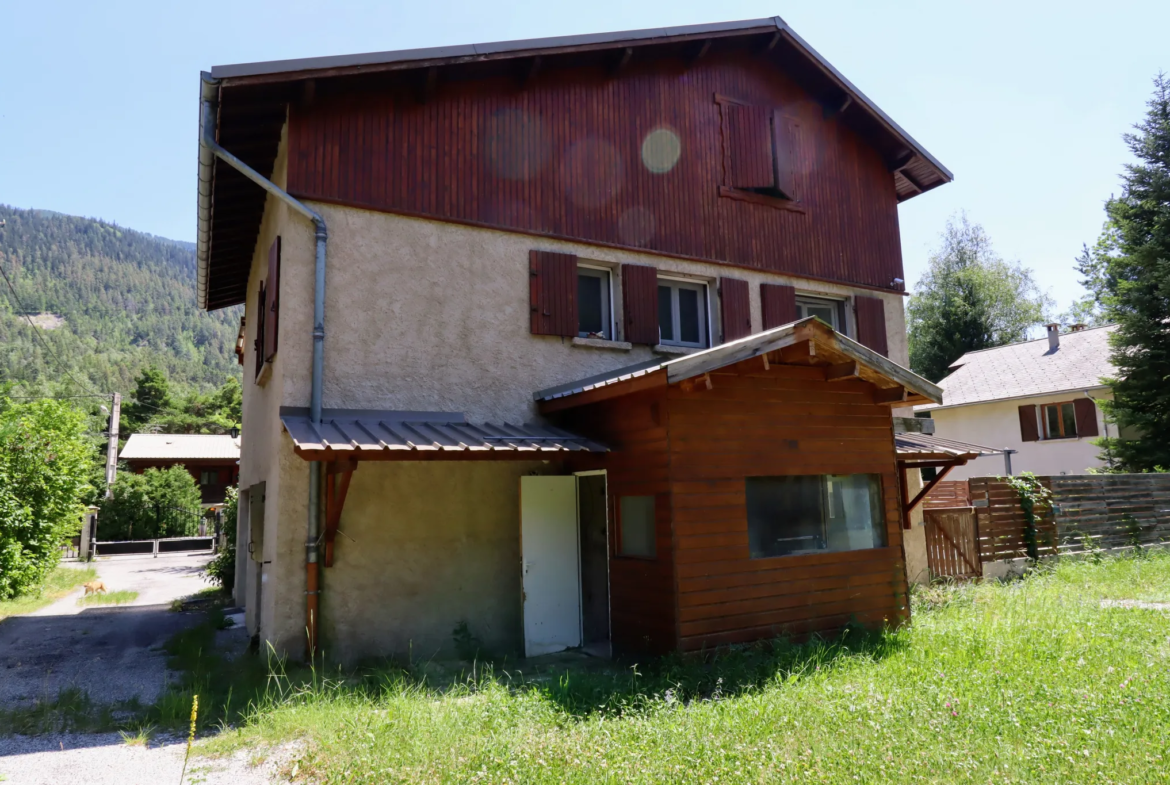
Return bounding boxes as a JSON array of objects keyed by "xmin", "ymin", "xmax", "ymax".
[
  {"xmin": 200, "ymin": 470, "xmax": 217, "ymax": 486},
  {"xmin": 746, "ymin": 474, "xmax": 886, "ymax": 559},
  {"xmin": 657, "ymin": 279, "xmax": 709, "ymax": 348},
  {"xmin": 577, "ymin": 266, "xmax": 613, "ymax": 340},
  {"xmin": 796, "ymin": 296, "xmax": 843, "ymax": 332},
  {"xmin": 1042, "ymin": 402, "xmax": 1078, "ymax": 439},
  {"xmin": 618, "ymin": 495, "xmax": 656, "ymax": 558}
]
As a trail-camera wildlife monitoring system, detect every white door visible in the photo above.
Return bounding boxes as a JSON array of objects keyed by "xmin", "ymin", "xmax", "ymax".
[{"xmin": 520, "ymin": 476, "xmax": 581, "ymax": 657}]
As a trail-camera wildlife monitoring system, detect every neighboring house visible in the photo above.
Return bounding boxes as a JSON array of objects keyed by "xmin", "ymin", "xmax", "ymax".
[
  {"xmin": 195, "ymin": 17, "xmax": 954, "ymax": 661},
  {"xmin": 118, "ymin": 433, "xmax": 242, "ymax": 506},
  {"xmin": 918, "ymin": 324, "xmax": 1120, "ymax": 480}
]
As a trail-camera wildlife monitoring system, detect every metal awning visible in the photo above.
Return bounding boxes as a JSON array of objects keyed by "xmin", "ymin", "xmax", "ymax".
[
  {"xmin": 280, "ymin": 408, "xmax": 607, "ymax": 460},
  {"xmin": 895, "ymin": 433, "xmax": 1002, "ymax": 464}
]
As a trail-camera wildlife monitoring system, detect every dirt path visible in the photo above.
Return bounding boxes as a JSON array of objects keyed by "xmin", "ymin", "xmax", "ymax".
[{"xmin": 0, "ymin": 554, "xmax": 214, "ymax": 707}]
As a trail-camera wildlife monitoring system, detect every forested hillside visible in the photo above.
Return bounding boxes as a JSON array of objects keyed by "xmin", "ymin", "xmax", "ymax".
[{"xmin": 0, "ymin": 204, "xmax": 242, "ymax": 396}]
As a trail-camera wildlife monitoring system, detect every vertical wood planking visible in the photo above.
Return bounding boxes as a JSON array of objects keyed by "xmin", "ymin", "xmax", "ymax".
[
  {"xmin": 760, "ymin": 283, "xmax": 797, "ymax": 329},
  {"xmin": 622, "ymin": 263, "xmax": 660, "ymax": 345},
  {"xmin": 854, "ymin": 295, "xmax": 889, "ymax": 356},
  {"xmin": 529, "ymin": 250, "xmax": 578, "ymax": 337}
]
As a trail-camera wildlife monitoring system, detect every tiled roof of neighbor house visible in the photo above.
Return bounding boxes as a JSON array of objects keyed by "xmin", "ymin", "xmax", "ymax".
[
  {"xmin": 919, "ymin": 325, "xmax": 1117, "ymax": 411},
  {"xmin": 280, "ymin": 409, "xmax": 606, "ymax": 458},
  {"xmin": 119, "ymin": 434, "xmax": 241, "ymax": 462}
]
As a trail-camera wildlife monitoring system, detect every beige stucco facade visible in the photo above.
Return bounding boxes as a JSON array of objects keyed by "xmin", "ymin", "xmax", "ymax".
[
  {"xmin": 928, "ymin": 390, "xmax": 1113, "ymax": 482},
  {"xmin": 234, "ymin": 121, "xmax": 915, "ymax": 659}
]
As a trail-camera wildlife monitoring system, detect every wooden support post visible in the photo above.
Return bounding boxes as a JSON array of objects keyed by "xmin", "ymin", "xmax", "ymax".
[
  {"xmin": 901, "ymin": 462, "xmax": 957, "ymax": 529},
  {"xmin": 761, "ymin": 353, "xmax": 770, "ymax": 371},
  {"xmin": 323, "ymin": 459, "xmax": 357, "ymax": 567},
  {"xmin": 679, "ymin": 372, "xmax": 713, "ymax": 393}
]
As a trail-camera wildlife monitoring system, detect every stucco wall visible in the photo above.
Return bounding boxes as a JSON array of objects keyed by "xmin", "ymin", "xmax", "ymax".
[
  {"xmin": 319, "ymin": 460, "xmax": 551, "ymax": 663},
  {"xmin": 929, "ymin": 391, "xmax": 1113, "ymax": 481}
]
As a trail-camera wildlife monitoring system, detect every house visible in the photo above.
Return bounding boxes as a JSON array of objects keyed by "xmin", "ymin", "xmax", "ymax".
[
  {"xmin": 195, "ymin": 17, "xmax": 955, "ymax": 661},
  {"xmin": 118, "ymin": 433, "xmax": 241, "ymax": 506},
  {"xmin": 917, "ymin": 323, "xmax": 1120, "ymax": 480}
]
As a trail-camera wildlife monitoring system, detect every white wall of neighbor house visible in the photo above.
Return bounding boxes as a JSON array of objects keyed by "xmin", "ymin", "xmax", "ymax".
[{"xmin": 928, "ymin": 390, "xmax": 1113, "ymax": 481}]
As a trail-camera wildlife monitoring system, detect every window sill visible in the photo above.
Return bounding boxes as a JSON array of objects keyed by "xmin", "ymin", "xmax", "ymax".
[
  {"xmin": 254, "ymin": 361, "xmax": 272, "ymax": 387},
  {"xmin": 718, "ymin": 185, "xmax": 807, "ymax": 214},
  {"xmin": 653, "ymin": 343, "xmax": 699, "ymax": 356},
  {"xmin": 571, "ymin": 336, "xmax": 632, "ymax": 352}
]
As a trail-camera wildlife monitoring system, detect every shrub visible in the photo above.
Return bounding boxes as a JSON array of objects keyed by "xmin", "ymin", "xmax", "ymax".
[
  {"xmin": 96, "ymin": 465, "xmax": 202, "ymax": 540},
  {"xmin": 0, "ymin": 398, "xmax": 92, "ymax": 600},
  {"xmin": 204, "ymin": 486, "xmax": 237, "ymax": 594}
]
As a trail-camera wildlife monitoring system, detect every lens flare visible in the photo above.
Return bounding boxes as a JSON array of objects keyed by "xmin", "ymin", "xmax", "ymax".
[{"xmin": 641, "ymin": 127, "xmax": 681, "ymax": 174}]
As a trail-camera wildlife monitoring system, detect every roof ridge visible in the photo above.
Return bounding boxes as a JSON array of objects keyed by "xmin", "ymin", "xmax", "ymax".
[{"xmin": 950, "ymin": 323, "xmax": 1116, "ymax": 364}]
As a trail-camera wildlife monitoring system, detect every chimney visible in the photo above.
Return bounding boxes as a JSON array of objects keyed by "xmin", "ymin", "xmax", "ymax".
[
  {"xmin": 1070, "ymin": 323, "xmax": 1087, "ymax": 332},
  {"xmin": 1046, "ymin": 323, "xmax": 1061, "ymax": 350}
]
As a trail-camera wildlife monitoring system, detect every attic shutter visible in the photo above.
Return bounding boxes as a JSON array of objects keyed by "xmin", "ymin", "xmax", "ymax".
[
  {"xmin": 1073, "ymin": 398, "xmax": 1100, "ymax": 437},
  {"xmin": 772, "ymin": 112, "xmax": 798, "ymax": 200},
  {"xmin": 622, "ymin": 264, "xmax": 659, "ymax": 345},
  {"xmin": 264, "ymin": 237, "xmax": 281, "ymax": 362},
  {"xmin": 719, "ymin": 277, "xmax": 751, "ymax": 342},
  {"xmin": 726, "ymin": 105, "xmax": 775, "ymax": 189},
  {"xmin": 854, "ymin": 296, "xmax": 888, "ymax": 356},
  {"xmin": 529, "ymin": 250, "xmax": 578, "ymax": 337},
  {"xmin": 760, "ymin": 283, "xmax": 797, "ymax": 330},
  {"xmin": 1018, "ymin": 404, "xmax": 1040, "ymax": 442}
]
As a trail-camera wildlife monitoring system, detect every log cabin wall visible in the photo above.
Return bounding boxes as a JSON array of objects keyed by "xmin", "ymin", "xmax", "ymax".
[
  {"xmin": 567, "ymin": 387, "xmax": 677, "ymax": 654},
  {"xmin": 666, "ymin": 361, "xmax": 907, "ymax": 651},
  {"xmin": 285, "ymin": 48, "xmax": 904, "ymax": 292}
]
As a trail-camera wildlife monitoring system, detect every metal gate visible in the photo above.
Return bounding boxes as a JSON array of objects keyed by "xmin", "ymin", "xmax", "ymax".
[{"xmin": 924, "ymin": 507, "xmax": 982, "ymax": 579}]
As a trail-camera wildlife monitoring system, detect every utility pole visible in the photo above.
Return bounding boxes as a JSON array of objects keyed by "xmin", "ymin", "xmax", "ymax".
[{"xmin": 104, "ymin": 392, "xmax": 121, "ymax": 498}]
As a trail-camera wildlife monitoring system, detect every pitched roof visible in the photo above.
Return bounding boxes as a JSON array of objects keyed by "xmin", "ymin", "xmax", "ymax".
[
  {"xmin": 919, "ymin": 325, "xmax": 1117, "ymax": 411},
  {"xmin": 279, "ymin": 409, "xmax": 606, "ymax": 459},
  {"xmin": 894, "ymin": 432, "xmax": 1002, "ymax": 462},
  {"xmin": 119, "ymin": 433, "xmax": 241, "ymax": 461},
  {"xmin": 536, "ymin": 317, "xmax": 942, "ymax": 409}
]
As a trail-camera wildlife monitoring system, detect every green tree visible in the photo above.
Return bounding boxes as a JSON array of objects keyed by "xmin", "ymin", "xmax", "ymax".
[
  {"xmin": 907, "ymin": 214, "xmax": 1051, "ymax": 382},
  {"xmin": 146, "ymin": 377, "xmax": 241, "ymax": 434},
  {"xmin": 123, "ymin": 365, "xmax": 173, "ymax": 433},
  {"xmin": 1078, "ymin": 74, "xmax": 1170, "ymax": 471},
  {"xmin": 0, "ymin": 396, "xmax": 93, "ymax": 599},
  {"xmin": 96, "ymin": 465, "xmax": 202, "ymax": 539}
]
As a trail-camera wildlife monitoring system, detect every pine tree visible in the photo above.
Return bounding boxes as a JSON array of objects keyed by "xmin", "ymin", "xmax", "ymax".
[{"xmin": 1090, "ymin": 74, "xmax": 1170, "ymax": 471}]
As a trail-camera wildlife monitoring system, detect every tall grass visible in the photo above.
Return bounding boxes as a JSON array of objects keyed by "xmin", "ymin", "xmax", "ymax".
[
  {"xmin": 197, "ymin": 551, "xmax": 1170, "ymax": 784},
  {"xmin": 0, "ymin": 566, "xmax": 97, "ymax": 621}
]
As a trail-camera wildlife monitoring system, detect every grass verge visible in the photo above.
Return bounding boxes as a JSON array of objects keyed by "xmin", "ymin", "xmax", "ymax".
[
  {"xmin": 77, "ymin": 590, "xmax": 139, "ymax": 607},
  {"xmin": 198, "ymin": 551, "xmax": 1170, "ymax": 784},
  {"xmin": 0, "ymin": 565, "xmax": 97, "ymax": 622}
]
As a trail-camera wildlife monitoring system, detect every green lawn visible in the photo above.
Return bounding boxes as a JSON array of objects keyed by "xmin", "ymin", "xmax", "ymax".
[
  {"xmin": 0, "ymin": 566, "xmax": 97, "ymax": 621},
  {"xmin": 190, "ymin": 551, "xmax": 1170, "ymax": 784}
]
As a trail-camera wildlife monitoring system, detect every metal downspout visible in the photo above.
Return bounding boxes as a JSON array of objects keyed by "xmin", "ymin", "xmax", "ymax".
[{"xmin": 199, "ymin": 73, "xmax": 327, "ymax": 658}]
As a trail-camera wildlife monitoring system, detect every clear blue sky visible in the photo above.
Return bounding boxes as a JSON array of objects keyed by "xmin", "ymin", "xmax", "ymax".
[{"xmin": 1, "ymin": 0, "xmax": 1166, "ymax": 312}]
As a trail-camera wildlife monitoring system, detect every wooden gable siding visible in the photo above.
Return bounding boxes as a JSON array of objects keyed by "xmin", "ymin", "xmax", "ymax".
[
  {"xmin": 666, "ymin": 363, "xmax": 907, "ymax": 651},
  {"xmin": 566, "ymin": 388, "xmax": 677, "ymax": 654},
  {"xmin": 286, "ymin": 50, "xmax": 904, "ymax": 292}
]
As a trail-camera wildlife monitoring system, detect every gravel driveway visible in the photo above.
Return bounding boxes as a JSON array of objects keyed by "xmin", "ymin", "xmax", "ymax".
[{"xmin": 0, "ymin": 553, "xmax": 215, "ymax": 708}]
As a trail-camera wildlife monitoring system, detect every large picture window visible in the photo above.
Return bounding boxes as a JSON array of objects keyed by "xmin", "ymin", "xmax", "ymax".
[{"xmin": 746, "ymin": 474, "xmax": 885, "ymax": 559}]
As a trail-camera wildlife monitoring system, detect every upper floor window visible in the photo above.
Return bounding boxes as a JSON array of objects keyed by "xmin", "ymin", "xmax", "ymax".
[
  {"xmin": 797, "ymin": 295, "xmax": 845, "ymax": 333},
  {"xmin": 1043, "ymin": 402, "xmax": 1078, "ymax": 440},
  {"xmin": 577, "ymin": 265, "xmax": 613, "ymax": 340},
  {"xmin": 657, "ymin": 278, "xmax": 709, "ymax": 348}
]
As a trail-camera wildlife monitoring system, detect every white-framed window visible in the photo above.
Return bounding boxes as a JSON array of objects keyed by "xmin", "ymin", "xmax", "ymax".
[
  {"xmin": 796, "ymin": 295, "xmax": 845, "ymax": 332},
  {"xmin": 577, "ymin": 265, "xmax": 613, "ymax": 340},
  {"xmin": 657, "ymin": 278, "xmax": 710, "ymax": 348}
]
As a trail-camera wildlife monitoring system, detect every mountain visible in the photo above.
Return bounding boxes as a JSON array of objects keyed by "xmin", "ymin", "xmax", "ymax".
[{"xmin": 0, "ymin": 204, "xmax": 242, "ymax": 396}]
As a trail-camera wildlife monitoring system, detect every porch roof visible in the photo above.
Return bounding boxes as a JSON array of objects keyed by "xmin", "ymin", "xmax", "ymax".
[
  {"xmin": 280, "ymin": 407, "xmax": 607, "ymax": 460},
  {"xmin": 535, "ymin": 317, "xmax": 943, "ymax": 411},
  {"xmin": 895, "ymin": 432, "xmax": 1001, "ymax": 464}
]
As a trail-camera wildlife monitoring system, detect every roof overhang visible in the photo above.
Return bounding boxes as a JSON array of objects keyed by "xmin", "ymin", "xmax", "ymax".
[
  {"xmin": 197, "ymin": 17, "xmax": 952, "ymax": 310},
  {"xmin": 536, "ymin": 317, "xmax": 942, "ymax": 413}
]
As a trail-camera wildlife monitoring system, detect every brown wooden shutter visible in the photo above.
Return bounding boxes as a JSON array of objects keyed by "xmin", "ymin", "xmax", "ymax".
[
  {"xmin": 264, "ymin": 237, "xmax": 281, "ymax": 362},
  {"xmin": 254, "ymin": 281, "xmax": 266, "ymax": 380},
  {"xmin": 622, "ymin": 263, "xmax": 659, "ymax": 345},
  {"xmin": 719, "ymin": 277, "xmax": 751, "ymax": 342},
  {"xmin": 1018, "ymin": 404, "xmax": 1040, "ymax": 442},
  {"xmin": 854, "ymin": 295, "xmax": 888, "ymax": 356},
  {"xmin": 529, "ymin": 250, "xmax": 578, "ymax": 337},
  {"xmin": 772, "ymin": 112, "xmax": 798, "ymax": 200},
  {"xmin": 760, "ymin": 283, "xmax": 797, "ymax": 330},
  {"xmin": 726, "ymin": 105, "xmax": 775, "ymax": 189},
  {"xmin": 1073, "ymin": 398, "xmax": 1099, "ymax": 437}
]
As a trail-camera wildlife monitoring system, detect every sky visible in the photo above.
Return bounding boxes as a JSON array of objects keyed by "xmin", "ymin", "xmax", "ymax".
[{"xmin": 1, "ymin": 1, "xmax": 1166, "ymax": 313}]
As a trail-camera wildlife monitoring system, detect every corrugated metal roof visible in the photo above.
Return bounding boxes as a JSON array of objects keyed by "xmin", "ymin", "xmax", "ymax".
[
  {"xmin": 895, "ymin": 433, "xmax": 1001, "ymax": 461},
  {"xmin": 918, "ymin": 325, "xmax": 1116, "ymax": 411},
  {"xmin": 119, "ymin": 434, "xmax": 241, "ymax": 461},
  {"xmin": 280, "ymin": 409, "xmax": 606, "ymax": 457}
]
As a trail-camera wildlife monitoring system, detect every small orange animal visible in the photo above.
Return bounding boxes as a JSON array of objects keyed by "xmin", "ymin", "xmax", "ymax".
[{"xmin": 82, "ymin": 580, "xmax": 108, "ymax": 596}]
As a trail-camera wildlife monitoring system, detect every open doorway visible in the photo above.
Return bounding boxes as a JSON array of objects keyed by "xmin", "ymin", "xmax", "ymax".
[{"xmin": 576, "ymin": 472, "xmax": 610, "ymax": 656}]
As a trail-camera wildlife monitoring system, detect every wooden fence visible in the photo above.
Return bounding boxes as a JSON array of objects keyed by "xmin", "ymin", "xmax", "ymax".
[
  {"xmin": 963, "ymin": 474, "xmax": 1170, "ymax": 561},
  {"xmin": 921, "ymin": 480, "xmax": 970, "ymax": 509}
]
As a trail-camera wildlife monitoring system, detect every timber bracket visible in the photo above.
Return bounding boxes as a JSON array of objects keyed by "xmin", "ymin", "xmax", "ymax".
[{"xmin": 323, "ymin": 459, "xmax": 357, "ymax": 567}]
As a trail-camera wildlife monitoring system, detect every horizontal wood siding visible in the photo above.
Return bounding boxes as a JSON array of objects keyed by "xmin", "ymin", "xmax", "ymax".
[
  {"xmin": 665, "ymin": 363, "xmax": 906, "ymax": 651},
  {"xmin": 286, "ymin": 49, "xmax": 903, "ymax": 291},
  {"xmin": 564, "ymin": 389, "xmax": 676, "ymax": 654}
]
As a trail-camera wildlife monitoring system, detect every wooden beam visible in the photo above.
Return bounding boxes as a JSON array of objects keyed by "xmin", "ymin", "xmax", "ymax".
[
  {"xmin": 824, "ymin": 361, "xmax": 859, "ymax": 381},
  {"xmin": 873, "ymin": 385, "xmax": 908, "ymax": 404},
  {"xmin": 610, "ymin": 47, "xmax": 633, "ymax": 76},
  {"xmin": 761, "ymin": 353, "xmax": 770, "ymax": 372},
  {"xmin": 688, "ymin": 39, "xmax": 712, "ymax": 65},
  {"xmin": 822, "ymin": 94, "xmax": 852, "ymax": 120},
  {"xmin": 417, "ymin": 66, "xmax": 439, "ymax": 104},
  {"xmin": 521, "ymin": 55, "xmax": 543, "ymax": 86},
  {"xmin": 679, "ymin": 372, "xmax": 713, "ymax": 393},
  {"xmin": 323, "ymin": 459, "xmax": 357, "ymax": 567},
  {"xmin": 538, "ymin": 368, "xmax": 667, "ymax": 414},
  {"xmin": 903, "ymin": 463, "xmax": 956, "ymax": 529},
  {"xmin": 778, "ymin": 340, "xmax": 816, "ymax": 364},
  {"xmin": 760, "ymin": 31, "xmax": 781, "ymax": 52}
]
